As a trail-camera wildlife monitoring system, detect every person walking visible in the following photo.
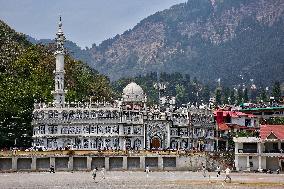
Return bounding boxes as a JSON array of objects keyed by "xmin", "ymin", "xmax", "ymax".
[
  {"xmin": 224, "ymin": 167, "xmax": 231, "ymax": 183},
  {"xmin": 145, "ymin": 165, "xmax": 150, "ymax": 178},
  {"xmin": 49, "ymin": 165, "xmax": 55, "ymax": 173},
  {"xmin": 101, "ymin": 166, "xmax": 106, "ymax": 179},
  {"xmin": 202, "ymin": 165, "xmax": 206, "ymax": 178},
  {"xmin": 216, "ymin": 166, "xmax": 221, "ymax": 177},
  {"xmin": 92, "ymin": 167, "xmax": 98, "ymax": 181}
]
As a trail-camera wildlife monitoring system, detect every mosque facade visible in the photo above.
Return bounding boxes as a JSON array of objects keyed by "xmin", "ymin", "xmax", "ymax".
[{"xmin": 32, "ymin": 18, "xmax": 215, "ymax": 151}]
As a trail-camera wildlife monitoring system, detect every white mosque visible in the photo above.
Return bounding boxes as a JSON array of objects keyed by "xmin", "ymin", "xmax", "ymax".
[{"xmin": 32, "ymin": 18, "xmax": 215, "ymax": 151}]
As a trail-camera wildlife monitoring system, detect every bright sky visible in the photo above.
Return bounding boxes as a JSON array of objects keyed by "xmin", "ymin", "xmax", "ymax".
[{"xmin": 0, "ymin": 0, "xmax": 186, "ymax": 48}]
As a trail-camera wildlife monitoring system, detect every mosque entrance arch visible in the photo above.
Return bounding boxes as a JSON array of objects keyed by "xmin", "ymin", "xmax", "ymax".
[{"xmin": 151, "ymin": 137, "xmax": 161, "ymax": 149}]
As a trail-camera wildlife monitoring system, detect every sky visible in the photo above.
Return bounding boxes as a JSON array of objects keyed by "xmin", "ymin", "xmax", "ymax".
[{"xmin": 0, "ymin": 0, "xmax": 186, "ymax": 48}]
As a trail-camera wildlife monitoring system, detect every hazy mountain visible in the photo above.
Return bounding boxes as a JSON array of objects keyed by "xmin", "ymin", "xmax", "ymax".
[
  {"xmin": 26, "ymin": 36, "xmax": 93, "ymax": 64},
  {"xmin": 83, "ymin": 0, "xmax": 284, "ymax": 86}
]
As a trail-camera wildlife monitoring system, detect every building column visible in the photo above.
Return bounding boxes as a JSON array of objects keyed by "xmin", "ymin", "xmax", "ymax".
[
  {"xmin": 246, "ymin": 156, "xmax": 250, "ymax": 171},
  {"xmin": 12, "ymin": 157, "xmax": 17, "ymax": 171},
  {"xmin": 105, "ymin": 157, "xmax": 110, "ymax": 170},
  {"xmin": 167, "ymin": 123, "xmax": 171, "ymax": 149},
  {"xmin": 216, "ymin": 139, "xmax": 219, "ymax": 151},
  {"xmin": 50, "ymin": 157, "xmax": 55, "ymax": 168},
  {"xmin": 140, "ymin": 156, "xmax": 145, "ymax": 170},
  {"xmin": 258, "ymin": 143, "xmax": 262, "ymax": 154},
  {"xmin": 68, "ymin": 156, "xmax": 73, "ymax": 171},
  {"xmin": 235, "ymin": 155, "xmax": 239, "ymax": 171},
  {"xmin": 235, "ymin": 142, "xmax": 239, "ymax": 154},
  {"xmin": 31, "ymin": 157, "xmax": 37, "ymax": 171},
  {"xmin": 226, "ymin": 141, "xmax": 229, "ymax": 151},
  {"xmin": 123, "ymin": 156, "xmax": 127, "ymax": 170},
  {"xmin": 278, "ymin": 142, "xmax": 281, "ymax": 151},
  {"xmin": 88, "ymin": 138, "xmax": 91, "ymax": 150},
  {"xmin": 258, "ymin": 156, "xmax": 262, "ymax": 172},
  {"xmin": 158, "ymin": 157, "xmax": 163, "ymax": 170},
  {"xmin": 87, "ymin": 157, "xmax": 92, "ymax": 171}
]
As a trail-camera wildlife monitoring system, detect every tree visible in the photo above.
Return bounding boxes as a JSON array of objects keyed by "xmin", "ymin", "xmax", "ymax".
[
  {"xmin": 223, "ymin": 87, "xmax": 230, "ymax": 105},
  {"xmin": 259, "ymin": 88, "xmax": 268, "ymax": 103},
  {"xmin": 215, "ymin": 88, "xmax": 222, "ymax": 105},
  {"xmin": 243, "ymin": 88, "xmax": 249, "ymax": 103},
  {"xmin": 272, "ymin": 81, "xmax": 281, "ymax": 102},
  {"xmin": 237, "ymin": 88, "xmax": 244, "ymax": 105},
  {"xmin": 230, "ymin": 89, "xmax": 236, "ymax": 105}
]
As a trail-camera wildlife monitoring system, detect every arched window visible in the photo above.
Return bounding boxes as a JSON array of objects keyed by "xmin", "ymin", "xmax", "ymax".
[
  {"xmin": 48, "ymin": 110, "xmax": 53, "ymax": 118},
  {"xmin": 134, "ymin": 138, "xmax": 141, "ymax": 150},
  {"xmin": 171, "ymin": 140, "xmax": 178, "ymax": 150},
  {"xmin": 126, "ymin": 138, "xmax": 132, "ymax": 149},
  {"xmin": 69, "ymin": 110, "xmax": 75, "ymax": 119},
  {"xmin": 62, "ymin": 111, "xmax": 68, "ymax": 119}
]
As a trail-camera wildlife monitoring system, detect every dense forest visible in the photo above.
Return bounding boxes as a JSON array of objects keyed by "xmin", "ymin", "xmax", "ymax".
[{"xmin": 112, "ymin": 72, "xmax": 282, "ymax": 107}]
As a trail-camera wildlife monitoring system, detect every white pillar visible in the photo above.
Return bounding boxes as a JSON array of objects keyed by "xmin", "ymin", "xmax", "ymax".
[
  {"xmin": 216, "ymin": 139, "xmax": 219, "ymax": 151},
  {"xmin": 235, "ymin": 143, "xmax": 239, "ymax": 154},
  {"xmin": 226, "ymin": 141, "xmax": 229, "ymax": 151},
  {"xmin": 235, "ymin": 155, "xmax": 239, "ymax": 171},
  {"xmin": 246, "ymin": 156, "xmax": 250, "ymax": 171},
  {"xmin": 258, "ymin": 156, "xmax": 262, "ymax": 172},
  {"xmin": 88, "ymin": 138, "xmax": 91, "ymax": 150},
  {"xmin": 257, "ymin": 143, "xmax": 262, "ymax": 154}
]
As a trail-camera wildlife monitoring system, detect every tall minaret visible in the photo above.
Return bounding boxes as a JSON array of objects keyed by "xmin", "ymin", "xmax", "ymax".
[{"xmin": 52, "ymin": 16, "xmax": 67, "ymax": 107}]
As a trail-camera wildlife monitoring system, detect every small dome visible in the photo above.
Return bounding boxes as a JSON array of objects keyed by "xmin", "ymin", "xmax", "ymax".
[{"xmin": 122, "ymin": 82, "xmax": 146, "ymax": 102}]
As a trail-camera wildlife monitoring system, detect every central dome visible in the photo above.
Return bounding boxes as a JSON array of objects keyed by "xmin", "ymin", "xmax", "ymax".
[{"xmin": 122, "ymin": 82, "xmax": 146, "ymax": 102}]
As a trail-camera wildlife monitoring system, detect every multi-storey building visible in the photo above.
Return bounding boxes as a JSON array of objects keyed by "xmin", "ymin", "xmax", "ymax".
[{"xmin": 234, "ymin": 124, "xmax": 284, "ymax": 172}]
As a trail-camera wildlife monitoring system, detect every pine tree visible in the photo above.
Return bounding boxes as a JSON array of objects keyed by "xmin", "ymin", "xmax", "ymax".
[
  {"xmin": 272, "ymin": 81, "xmax": 281, "ymax": 102},
  {"xmin": 223, "ymin": 87, "xmax": 230, "ymax": 105},
  {"xmin": 237, "ymin": 88, "xmax": 244, "ymax": 104},
  {"xmin": 230, "ymin": 89, "xmax": 236, "ymax": 105},
  {"xmin": 243, "ymin": 88, "xmax": 249, "ymax": 103},
  {"xmin": 259, "ymin": 88, "xmax": 268, "ymax": 103},
  {"xmin": 215, "ymin": 88, "xmax": 222, "ymax": 105}
]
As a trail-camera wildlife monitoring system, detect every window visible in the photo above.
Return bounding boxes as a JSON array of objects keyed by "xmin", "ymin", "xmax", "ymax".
[
  {"xmin": 245, "ymin": 119, "xmax": 251, "ymax": 127},
  {"xmin": 105, "ymin": 126, "xmax": 111, "ymax": 134},
  {"xmin": 133, "ymin": 126, "xmax": 141, "ymax": 135},
  {"xmin": 39, "ymin": 125, "xmax": 45, "ymax": 134},
  {"xmin": 90, "ymin": 125, "xmax": 96, "ymax": 134}
]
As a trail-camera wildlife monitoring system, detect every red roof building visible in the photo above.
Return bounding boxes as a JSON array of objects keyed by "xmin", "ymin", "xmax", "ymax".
[{"xmin": 260, "ymin": 125, "xmax": 284, "ymax": 140}]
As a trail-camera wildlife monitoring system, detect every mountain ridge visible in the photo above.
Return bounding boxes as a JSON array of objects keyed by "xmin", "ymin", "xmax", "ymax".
[
  {"xmin": 86, "ymin": 0, "xmax": 284, "ymax": 86},
  {"xmin": 27, "ymin": 0, "xmax": 284, "ymax": 86}
]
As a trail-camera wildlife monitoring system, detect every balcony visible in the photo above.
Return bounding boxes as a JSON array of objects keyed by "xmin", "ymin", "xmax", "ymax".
[{"xmin": 238, "ymin": 148, "xmax": 258, "ymax": 153}]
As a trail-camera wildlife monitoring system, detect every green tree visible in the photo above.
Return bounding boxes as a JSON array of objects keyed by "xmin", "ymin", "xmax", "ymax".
[
  {"xmin": 237, "ymin": 88, "xmax": 244, "ymax": 104},
  {"xmin": 215, "ymin": 88, "xmax": 222, "ymax": 105},
  {"xmin": 243, "ymin": 88, "xmax": 249, "ymax": 103},
  {"xmin": 223, "ymin": 87, "xmax": 230, "ymax": 105},
  {"xmin": 230, "ymin": 89, "xmax": 236, "ymax": 105},
  {"xmin": 272, "ymin": 81, "xmax": 281, "ymax": 102},
  {"xmin": 259, "ymin": 88, "xmax": 268, "ymax": 102}
]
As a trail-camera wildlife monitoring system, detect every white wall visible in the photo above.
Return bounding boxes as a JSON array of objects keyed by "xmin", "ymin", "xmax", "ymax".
[
  {"xmin": 250, "ymin": 156, "xmax": 259, "ymax": 171},
  {"xmin": 238, "ymin": 156, "xmax": 247, "ymax": 171},
  {"xmin": 231, "ymin": 117, "xmax": 245, "ymax": 126}
]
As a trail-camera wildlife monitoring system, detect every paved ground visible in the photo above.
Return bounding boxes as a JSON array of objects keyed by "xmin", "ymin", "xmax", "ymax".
[{"xmin": 1, "ymin": 171, "xmax": 284, "ymax": 189}]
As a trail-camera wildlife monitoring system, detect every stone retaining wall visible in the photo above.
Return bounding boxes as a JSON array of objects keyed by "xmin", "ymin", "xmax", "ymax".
[{"xmin": 0, "ymin": 154, "xmax": 221, "ymax": 172}]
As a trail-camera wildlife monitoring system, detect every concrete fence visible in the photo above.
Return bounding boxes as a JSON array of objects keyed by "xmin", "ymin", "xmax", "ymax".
[{"xmin": 0, "ymin": 154, "xmax": 221, "ymax": 172}]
